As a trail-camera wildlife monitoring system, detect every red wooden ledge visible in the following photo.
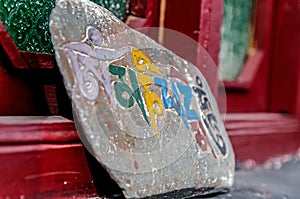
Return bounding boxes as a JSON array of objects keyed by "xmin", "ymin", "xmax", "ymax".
[
  {"xmin": 0, "ymin": 116, "xmax": 96, "ymax": 198},
  {"xmin": 22, "ymin": 52, "xmax": 56, "ymax": 69},
  {"xmin": 226, "ymin": 113, "xmax": 300, "ymax": 162},
  {"xmin": 0, "ymin": 143, "xmax": 97, "ymax": 198},
  {"xmin": 0, "ymin": 116, "xmax": 299, "ymax": 197},
  {"xmin": 1, "ymin": 114, "xmax": 299, "ymax": 163},
  {"xmin": 0, "ymin": 116, "xmax": 79, "ymax": 144}
]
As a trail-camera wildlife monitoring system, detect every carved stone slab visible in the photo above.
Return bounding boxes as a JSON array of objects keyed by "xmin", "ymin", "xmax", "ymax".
[{"xmin": 50, "ymin": 0, "xmax": 235, "ymax": 198}]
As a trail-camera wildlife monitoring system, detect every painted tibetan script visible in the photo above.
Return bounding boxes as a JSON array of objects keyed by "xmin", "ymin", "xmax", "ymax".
[{"xmin": 63, "ymin": 26, "xmax": 227, "ymax": 157}]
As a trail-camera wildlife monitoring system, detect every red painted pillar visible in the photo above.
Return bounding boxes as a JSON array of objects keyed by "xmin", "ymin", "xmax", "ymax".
[
  {"xmin": 198, "ymin": 0, "xmax": 224, "ymax": 97},
  {"xmin": 164, "ymin": 0, "xmax": 201, "ymax": 65},
  {"xmin": 198, "ymin": 0, "xmax": 223, "ymax": 66},
  {"xmin": 296, "ymin": 55, "xmax": 300, "ymax": 120},
  {"xmin": 163, "ymin": 0, "xmax": 224, "ymax": 96},
  {"xmin": 269, "ymin": 0, "xmax": 300, "ymax": 114}
]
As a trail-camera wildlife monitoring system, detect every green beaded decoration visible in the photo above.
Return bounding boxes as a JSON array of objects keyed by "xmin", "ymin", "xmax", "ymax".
[
  {"xmin": 0, "ymin": 0, "xmax": 126, "ymax": 54},
  {"xmin": 0, "ymin": 0, "xmax": 55, "ymax": 53},
  {"xmin": 91, "ymin": 0, "xmax": 127, "ymax": 21},
  {"xmin": 219, "ymin": 0, "xmax": 253, "ymax": 80}
]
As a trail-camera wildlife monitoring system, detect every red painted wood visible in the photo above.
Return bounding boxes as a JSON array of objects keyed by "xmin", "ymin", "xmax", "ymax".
[
  {"xmin": 0, "ymin": 116, "xmax": 97, "ymax": 198},
  {"xmin": 223, "ymin": 50, "xmax": 264, "ymax": 90},
  {"xmin": 269, "ymin": 0, "xmax": 300, "ymax": 114},
  {"xmin": 230, "ymin": 132, "xmax": 300, "ymax": 163},
  {"xmin": 21, "ymin": 52, "xmax": 55, "ymax": 69},
  {"xmin": 164, "ymin": 0, "xmax": 201, "ymax": 65},
  {"xmin": 144, "ymin": 0, "xmax": 161, "ymax": 28},
  {"xmin": 0, "ymin": 115, "xmax": 299, "ymax": 198},
  {"xmin": 225, "ymin": 113, "xmax": 299, "ymax": 135},
  {"xmin": 163, "ymin": 0, "xmax": 223, "ymax": 96},
  {"xmin": 197, "ymin": 0, "xmax": 224, "ymax": 97},
  {"xmin": 43, "ymin": 85, "xmax": 59, "ymax": 115},
  {"xmin": 0, "ymin": 116, "xmax": 79, "ymax": 144},
  {"xmin": 0, "ymin": 21, "xmax": 29, "ymax": 69},
  {"xmin": 164, "ymin": 0, "xmax": 200, "ymax": 42},
  {"xmin": 130, "ymin": 0, "xmax": 148, "ymax": 18},
  {"xmin": 226, "ymin": 113, "xmax": 300, "ymax": 162},
  {"xmin": 126, "ymin": 0, "xmax": 161, "ymax": 41},
  {"xmin": 0, "ymin": 5, "xmax": 299, "ymax": 197},
  {"xmin": 0, "ymin": 65, "xmax": 45, "ymax": 115},
  {"xmin": 296, "ymin": 55, "xmax": 300, "ymax": 119},
  {"xmin": 224, "ymin": 0, "xmax": 276, "ymax": 112},
  {"xmin": 198, "ymin": 0, "xmax": 223, "ymax": 66},
  {"xmin": 0, "ymin": 23, "xmax": 54, "ymax": 115},
  {"xmin": 1, "ymin": 113, "xmax": 299, "ymax": 199},
  {"xmin": 0, "ymin": 143, "xmax": 97, "ymax": 198}
]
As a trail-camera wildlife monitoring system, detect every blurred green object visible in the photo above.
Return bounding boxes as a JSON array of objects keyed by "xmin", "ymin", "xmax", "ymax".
[
  {"xmin": 92, "ymin": 0, "xmax": 127, "ymax": 21},
  {"xmin": 0, "ymin": 0, "xmax": 126, "ymax": 54},
  {"xmin": 219, "ymin": 0, "xmax": 253, "ymax": 80}
]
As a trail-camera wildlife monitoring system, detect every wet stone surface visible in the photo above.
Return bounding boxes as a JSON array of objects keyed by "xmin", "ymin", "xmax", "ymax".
[
  {"xmin": 211, "ymin": 159, "xmax": 300, "ymax": 199},
  {"xmin": 50, "ymin": 0, "xmax": 235, "ymax": 198}
]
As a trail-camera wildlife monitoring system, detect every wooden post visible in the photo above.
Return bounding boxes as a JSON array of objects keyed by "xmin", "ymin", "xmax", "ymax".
[
  {"xmin": 269, "ymin": 0, "xmax": 300, "ymax": 114},
  {"xmin": 198, "ymin": 0, "xmax": 224, "ymax": 97}
]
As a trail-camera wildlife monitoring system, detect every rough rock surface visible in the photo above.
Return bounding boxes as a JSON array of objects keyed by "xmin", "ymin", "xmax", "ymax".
[{"xmin": 50, "ymin": 0, "xmax": 235, "ymax": 198}]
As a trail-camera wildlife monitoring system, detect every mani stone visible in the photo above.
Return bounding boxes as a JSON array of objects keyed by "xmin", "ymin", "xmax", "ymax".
[{"xmin": 50, "ymin": 0, "xmax": 235, "ymax": 198}]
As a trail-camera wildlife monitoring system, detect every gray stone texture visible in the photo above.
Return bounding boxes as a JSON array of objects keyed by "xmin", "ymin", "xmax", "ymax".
[{"xmin": 50, "ymin": 0, "xmax": 235, "ymax": 198}]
